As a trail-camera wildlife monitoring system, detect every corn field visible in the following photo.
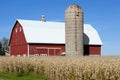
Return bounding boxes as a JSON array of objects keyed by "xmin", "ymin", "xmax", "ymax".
[{"xmin": 0, "ymin": 56, "xmax": 120, "ymax": 80}]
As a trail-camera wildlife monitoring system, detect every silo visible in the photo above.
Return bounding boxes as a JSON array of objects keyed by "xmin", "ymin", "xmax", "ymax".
[{"xmin": 65, "ymin": 4, "xmax": 84, "ymax": 56}]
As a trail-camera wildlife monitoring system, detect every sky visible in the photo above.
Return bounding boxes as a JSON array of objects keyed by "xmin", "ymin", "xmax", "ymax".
[{"xmin": 0, "ymin": 0, "xmax": 120, "ymax": 56}]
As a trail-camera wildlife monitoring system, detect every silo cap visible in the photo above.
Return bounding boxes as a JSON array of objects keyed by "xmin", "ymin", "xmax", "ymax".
[{"xmin": 65, "ymin": 4, "xmax": 83, "ymax": 13}]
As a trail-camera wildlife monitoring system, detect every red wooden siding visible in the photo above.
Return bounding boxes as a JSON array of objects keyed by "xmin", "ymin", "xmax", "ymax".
[
  {"xmin": 9, "ymin": 22, "xmax": 28, "ymax": 56},
  {"xmin": 84, "ymin": 45, "xmax": 101, "ymax": 55},
  {"xmin": 29, "ymin": 44, "xmax": 65, "ymax": 56}
]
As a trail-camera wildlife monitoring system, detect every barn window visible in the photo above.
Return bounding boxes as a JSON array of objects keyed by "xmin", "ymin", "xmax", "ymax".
[
  {"xmin": 20, "ymin": 27, "xmax": 22, "ymax": 32},
  {"xmin": 16, "ymin": 28, "xmax": 18, "ymax": 32}
]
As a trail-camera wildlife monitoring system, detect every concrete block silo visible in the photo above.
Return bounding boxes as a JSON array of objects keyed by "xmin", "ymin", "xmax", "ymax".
[{"xmin": 65, "ymin": 4, "xmax": 84, "ymax": 56}]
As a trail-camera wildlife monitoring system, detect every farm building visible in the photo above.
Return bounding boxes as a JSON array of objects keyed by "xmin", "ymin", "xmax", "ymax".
[{"xmin": 9, "ymin": 19, "xmax": 102, "ymax": 56}]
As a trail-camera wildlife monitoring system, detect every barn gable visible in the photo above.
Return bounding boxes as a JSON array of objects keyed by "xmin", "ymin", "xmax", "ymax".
[{"xmin": 9, "ymin": 21, "xmax": 28, "ymax": 56}]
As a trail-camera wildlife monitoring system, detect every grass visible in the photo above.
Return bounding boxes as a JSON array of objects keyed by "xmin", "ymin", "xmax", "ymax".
[{"xmin": 0, "ymin": 72, "xmax": 50, "ymax": 80}]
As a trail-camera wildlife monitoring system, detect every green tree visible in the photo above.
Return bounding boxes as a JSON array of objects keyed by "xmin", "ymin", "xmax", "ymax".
[
  {"xmin": 0, "ymin": 42, "xmax": 2, "ymax": 49},
  {"xmin": 1, "ymin": 37, "xmax": 9, "ymax": 51},
  {"xmin": 0, "ymin": 37, "xmax": 9, "ymax": 55},
  {"xmin": 0, "ymin": 41, "xmax": 5, "ymax": 55}
]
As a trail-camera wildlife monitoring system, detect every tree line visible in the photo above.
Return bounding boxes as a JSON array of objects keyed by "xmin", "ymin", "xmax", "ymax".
[{"xmin": 0, "ymin": 37, "xmax": 9, "ymax": 55}]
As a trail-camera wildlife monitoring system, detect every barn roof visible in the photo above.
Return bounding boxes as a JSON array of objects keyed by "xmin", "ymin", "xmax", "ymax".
[{"xmin": 17, "ymin": 19, "xmax": 102, "ymax": 45}]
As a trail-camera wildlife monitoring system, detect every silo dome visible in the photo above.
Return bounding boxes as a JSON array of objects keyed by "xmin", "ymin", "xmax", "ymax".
[{"xmin": 65, "ymin": 4, "xmax": 83, "ymax": 13}]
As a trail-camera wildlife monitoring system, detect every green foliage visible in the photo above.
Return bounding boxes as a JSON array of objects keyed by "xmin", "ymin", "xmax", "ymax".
[
  {"xmin": 0, "ymin": 42, "xmax": 5, "ymax": 55},
  {"xmin": 0, "ymin": 37, "xmax": 9, "ymax": 56},
  {"xmin": 1, "ymin": 37, "xmax": 9, "ymax": 51}
]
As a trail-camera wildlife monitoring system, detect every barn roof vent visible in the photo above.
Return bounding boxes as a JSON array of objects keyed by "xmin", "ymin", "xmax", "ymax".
[{"xmin": 41, "ymin": 15, "xmax": 46, "ymax": 22}]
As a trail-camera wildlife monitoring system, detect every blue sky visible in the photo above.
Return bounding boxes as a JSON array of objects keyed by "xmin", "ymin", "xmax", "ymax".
[{"xmin": 0, "ymin": 0, "xmax": 120, "ymax": 55}]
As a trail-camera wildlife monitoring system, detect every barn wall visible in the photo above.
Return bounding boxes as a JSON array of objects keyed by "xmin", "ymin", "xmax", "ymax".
[
  {"xmin": 29, "ymin": 44, "xmax": 65, "ymax": 56},
  {"xmin": 10, "ymin": 22, "xmax": 28, "ymax": 56},
  {"xmin": 84, "ymin": 45, "xmax": 101, "ymax": 55}
]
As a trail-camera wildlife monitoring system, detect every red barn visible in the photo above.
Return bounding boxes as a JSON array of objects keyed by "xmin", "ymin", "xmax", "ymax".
[{"xmin": 9, "ymin": 19, "xmax": 102, "ymax": 56}]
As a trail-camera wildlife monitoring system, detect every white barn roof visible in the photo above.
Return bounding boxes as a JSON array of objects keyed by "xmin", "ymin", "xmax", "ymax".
[{"xmin": 17, "ymin": 19, "xmax": 102, "ymax": 45}]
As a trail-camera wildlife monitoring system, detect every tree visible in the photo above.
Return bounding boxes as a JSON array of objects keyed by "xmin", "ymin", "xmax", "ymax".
[
  {"xmin": 0, "ymin": 37, "xmax": 9, "ymax": 55},
  {"xmin": 0, "ymin": 41, "xmax": 5, "ymax": 55},
  {"xmin": 1, "ymin": 37, "xmax": 9, "ymax": 51},
  {"xmin": 0, "ymin": 42, "xmax": 2, "ymax": 49}
]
